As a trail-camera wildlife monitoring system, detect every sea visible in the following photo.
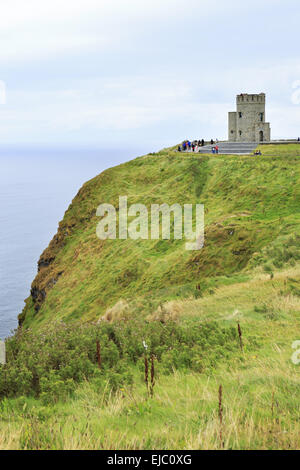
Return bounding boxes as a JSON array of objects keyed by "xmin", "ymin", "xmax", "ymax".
[{"xmin": 0, "ymin": 146, "xmax": 146, "ymax": 339}]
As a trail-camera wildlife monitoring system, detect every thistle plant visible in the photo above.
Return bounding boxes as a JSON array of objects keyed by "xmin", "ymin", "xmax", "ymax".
[
  {"xmin": 150, "ymin": 354, "xmax": 155, "ymax": 398},
  {"xmin": 237, "ymin": 323, "xmax": 243, "ymax": 351},
  {"xmin": 96, "ymin": 339, "xmax": 101, "ymax": 369},
  {"xmin": 218, "ymin": 384, "xmax": 224, "ymax": 448},
  {"xmin": 143, "ymin": 340, "xmax": 149, "ymax": 395}
]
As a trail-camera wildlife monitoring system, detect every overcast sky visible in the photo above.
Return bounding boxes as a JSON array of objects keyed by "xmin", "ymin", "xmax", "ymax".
[{"xmin": 0, "ymin": 0, "xmax": 300, "ymax": 150}]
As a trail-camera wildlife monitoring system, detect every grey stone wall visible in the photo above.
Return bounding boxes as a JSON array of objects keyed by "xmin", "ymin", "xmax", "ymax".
[
  {"xmin": 228, "ymin": 112, "xmax": 237, "ymax": 142},
  {"xmin": 228, "ymin": 93, "xmax": 271, "ymax": 142}
]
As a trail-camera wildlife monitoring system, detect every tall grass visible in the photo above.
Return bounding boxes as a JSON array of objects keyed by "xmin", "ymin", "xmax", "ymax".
[{"xmin": 2, "ymin": 360, "xmax": 300, "ymax": 450}]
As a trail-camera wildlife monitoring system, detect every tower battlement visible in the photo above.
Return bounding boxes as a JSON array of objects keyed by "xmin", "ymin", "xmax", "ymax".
[{"xmin": 236, "ymin": 93, "xmax": 265, "ymax": 104}]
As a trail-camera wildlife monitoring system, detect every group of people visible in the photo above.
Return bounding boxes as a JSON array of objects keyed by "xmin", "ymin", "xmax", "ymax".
[
  {"xmin": 178, "ymin": 139, "xmax": 218, "ymax": 153},
  {"xmin": 178, "ymin": 139, "xmax": 205, "ymax": 152}
]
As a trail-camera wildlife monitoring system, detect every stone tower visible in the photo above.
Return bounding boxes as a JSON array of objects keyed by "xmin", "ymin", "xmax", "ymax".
[{"xmin": 228, "ymin": 93, "xmax": 271, "ymax": 142}]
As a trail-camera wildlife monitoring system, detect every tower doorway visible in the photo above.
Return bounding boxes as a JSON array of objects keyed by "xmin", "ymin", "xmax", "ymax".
[{"xmin": 259, "ymin": 131, "xmax": 264, "ymax": 142}]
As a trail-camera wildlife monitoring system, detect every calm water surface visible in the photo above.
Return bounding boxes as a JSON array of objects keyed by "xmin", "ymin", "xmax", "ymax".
[{"xmin": 0, "ymin": 146, "xmax": 145, "ymax": 339}]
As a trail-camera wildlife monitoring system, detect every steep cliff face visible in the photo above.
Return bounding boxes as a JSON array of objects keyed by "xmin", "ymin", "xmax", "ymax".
[
  {"xmin": 19, "ymin": 145, "xmax": 300, "ymax": 328},
  {"xmin": 25, "ymin": 186, "xmax": 98, "ymax": 316}
]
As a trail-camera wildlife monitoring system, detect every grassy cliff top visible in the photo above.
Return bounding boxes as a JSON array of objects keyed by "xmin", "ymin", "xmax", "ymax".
[{"xmin": 20, "ymin": 144, "xmax": 300, "ymax": 328}]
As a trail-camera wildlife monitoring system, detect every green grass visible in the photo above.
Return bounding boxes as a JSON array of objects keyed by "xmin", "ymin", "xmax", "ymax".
[
  {"xmin": 1, "ymin": 143, "xmax": 300, "ymax": 449},
  {"xmin": 1, "ymin": 345, "xmax": 300, "ymax": 449},
  {"xmin": 20, "ymin": 145, "xmax": 300, "ymax": 327}
]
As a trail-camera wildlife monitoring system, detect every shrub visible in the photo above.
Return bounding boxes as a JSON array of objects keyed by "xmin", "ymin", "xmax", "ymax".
[{"xmin": 0, "ymin": 318, "xmax": 258, "ymax": 402}]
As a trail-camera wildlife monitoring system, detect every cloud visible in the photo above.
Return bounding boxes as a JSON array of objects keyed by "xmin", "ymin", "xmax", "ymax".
[
  {"xmin": 1, "ymin": 0, "xmax": 293, "ymax": 62},
  {"xmin": 1, "ymin": 63, "xmax": 299, "ymax": 146},
  {"xmin": 0, "ymin": 0, "xmax": 300, "ymax": 146},
  {"xmin": 0, "ymin": 0, "xmax": 201, "ymax": 62},
  {"xmin": 0, "ymin": 76, "xmax": 193, "ymax": 132}
]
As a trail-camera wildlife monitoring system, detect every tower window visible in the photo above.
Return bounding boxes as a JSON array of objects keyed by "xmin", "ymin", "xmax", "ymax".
[
  {"xmin": 239, "ymin": 112, "xmax": 242, "ymax": 118},
  {"xmin": 239, "ymin": 131, "xmax": 242, "ymax": 136},
  {"xmin": 259, "ymin": 112, "xmax": 264, "ymax": 122}
]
